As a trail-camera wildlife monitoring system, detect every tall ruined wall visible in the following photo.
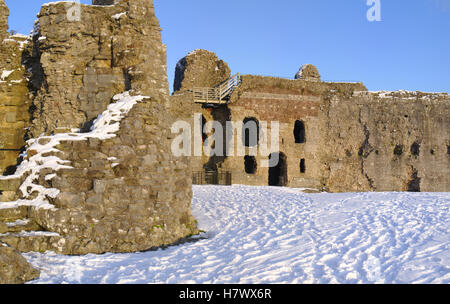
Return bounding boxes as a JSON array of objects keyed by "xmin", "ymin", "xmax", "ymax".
[
  {"xmin": 0, "ymin": 0, "xmax": 7, "ymax": 40},
  {"xmin": 324, "ymin": 91, "xmax": 450, "ymax": 192},
  {"xmin": 0, "ymin": 0, "xmax": 196, "ymax": 261},
  {"xmin": 226, "ymin": 77, "xmax": 449, "ymax": 192},
  {"xmin": 173, "ymin": 50, "xmax": 450, "ymax": 192},
  {"xmin": 222, "ymin": 75, "xmax": 367, "ymax": 189},
  {"xmin": 170, "ymin": 50, "xmax": 233, "ymax": 173},
  {"xmin": 28, "ymin": 0, "xmax": 170, "ymax": 137},
  {"xmin": 22, "ymin": 96, "xmax": 196, "ymax": 254},
  {"xmin": 0, "ymin": 0, "xmax": 31, "ymax": 175}
]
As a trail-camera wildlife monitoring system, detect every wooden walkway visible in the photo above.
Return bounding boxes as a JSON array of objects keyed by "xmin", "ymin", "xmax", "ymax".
[{"xmin": 193, "ymin": 73, "xmax": 240, "ymax": 104}]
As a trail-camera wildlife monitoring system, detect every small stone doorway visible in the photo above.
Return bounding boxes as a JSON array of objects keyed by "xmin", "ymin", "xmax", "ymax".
[{"xmin": 268, "ymin": 152, "xmax": 287, "ymax": 186}]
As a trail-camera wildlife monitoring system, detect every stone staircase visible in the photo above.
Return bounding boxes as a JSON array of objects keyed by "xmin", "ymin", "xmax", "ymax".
[{"xmin": 0, "ymin": 176, "xmax": 61, "ymax": 253}]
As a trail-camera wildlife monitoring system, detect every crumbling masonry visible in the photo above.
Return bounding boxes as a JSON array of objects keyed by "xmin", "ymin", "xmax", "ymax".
[
  {"xmin": 171, "ymin": 50, "xmax": 449, "ymax": 193},
  {"xmin": 0, "ymin": 0, "xmax": 196, "ymax": 283},
  {"xmin": 0, "ymin": 0, "xmax": 449, "ymax": 284}
]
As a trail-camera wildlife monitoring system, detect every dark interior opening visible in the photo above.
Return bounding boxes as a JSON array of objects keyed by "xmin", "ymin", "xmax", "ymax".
[
  {"xmin": 244, "ymin": 156, "xmax": 257, "ymax": 174},
  {"xmin": 407, "ymin": 168, "xmax": 421, "ymax": 192},
  {"xmin": 123, "ymin": 68, "xmax": 132, "ymax": 91},
  {"xmin": 2, "ymin": 165, "xmax": 17, "ymax": 176},
  {"xmin": 294, "ymin": 120, "xmax": 306, "ymax": 144},
  {"xmin": 410, "ymin": 142, "xmax": 420, "ymax": 156},
  {"xmin": 268, "ymin": 152, "xmax": 287, "ymax": 186},
  {"xmin": 242, "ymin": 117, "xmax": 259, "ymax": 147},
  {"xmin": 300, "ymin": 159, "xmax": 306, "ymax": 173},
  {"xmin": 394, "ymin": 144, "xmax": 403, "ymax": 156},
  {"xmin": 447, "ymin": 145, "xmax": 450, "ymax": 156}
]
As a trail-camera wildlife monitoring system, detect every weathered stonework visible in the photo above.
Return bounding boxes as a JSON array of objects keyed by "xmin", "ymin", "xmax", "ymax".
[
  {"xmin": 0, "ymin": 0, "xmax": 31, "ymax": 175},
  {"xmin": 24, "ymin": 98, "xmax": 196, "ymax": 255},
  {"xmin": 28, "ymin": 0, "xmax": 169, "ymax": 137},
  {"xmin": 170, "ymin": 50, "xmax": 234, "ymax": 173},
  {"xmin": 1, "ymin": 0, "xmax": 196, "ymax": 283},
  {"xmin": 295, "ymin": 64, "xmax": 321, "ymax": 82},
  {"xmin": 174, "ymin": 49, "xmax": 231, "ymax": 93},
  {"xmin": 173, "ymin": 51, "xmax": 450, "ymax": 192},
  {"xmin": 0, "ymin": 0, "xmax": 7, "ymax": 40},
  {"xmin": 0, "ymin": 0, "xmax": 448, "ymax": 285},
  {"xmin": 0, "ymin": 245, "xmax": 40, "ymax": 284}
]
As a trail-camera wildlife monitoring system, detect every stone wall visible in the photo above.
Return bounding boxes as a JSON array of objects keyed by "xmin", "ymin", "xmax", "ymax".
[
  {"xmin": 174, "ymin": 49, "xmax": 231, "ymax": 93},
  {"xmin": 23, "ymin": 96, "xmax": 196, "ymax": 254},
  {"xmin": 93, "ymin": 0, "xmax": 117, "ymax": 5},
  {"xmin": 324, "ymin": 91, "xmax": 450, "ymax": 192},
  {"xmin": 0, "ymin": 35, "xmax": 31, "ymax": 175},
  {"xmin": 1, "ymin": 0, "xmax": 196, "ymax": 282},
  {"xmin": 174, "ymin": 51, "xmax": 450, "ymax": 192},
  {"xmin": 0, "ymin": 245, "xmax": 39, "ymax": 284},
  {"xmin": 0, "ymin": 0, "xmax": 7, "ymax": 40},
  {"xmin": 220, "ymin": 76, "xmax": 366, "ymax": 189},
  {"xmin": 28, "ymin": 0, "xmax": 170, "ymax": 137},
  {"xmin": 171, "ymin": 50, "xmax": 233, "ymax": 173},
  {"xmin": 0, "ymin": 0, "xmax": 31, "ymax": 175}
]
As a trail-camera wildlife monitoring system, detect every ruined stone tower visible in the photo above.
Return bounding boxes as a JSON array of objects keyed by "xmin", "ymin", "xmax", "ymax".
[
  {"xmin": 0, "ymin": 0, "xmax": 197, "ymax": 277},
  {"xmin": 0, "ymin": 0, "xmax": 31, "ymax": 176},
  {"xmin": 0, "ymin": 0, "xmax": 8, "ymax": 39}
]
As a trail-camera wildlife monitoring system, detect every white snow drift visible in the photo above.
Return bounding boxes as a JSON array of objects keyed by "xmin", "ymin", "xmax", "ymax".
[{"xmin": 23, "ymin": 185, "xmax": 449, "ymax": 284}]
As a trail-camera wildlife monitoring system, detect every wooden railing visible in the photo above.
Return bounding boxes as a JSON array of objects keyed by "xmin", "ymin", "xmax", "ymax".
[{"xmin": 193, "ymin": 73, "xmax": 240, "ymax": 104}]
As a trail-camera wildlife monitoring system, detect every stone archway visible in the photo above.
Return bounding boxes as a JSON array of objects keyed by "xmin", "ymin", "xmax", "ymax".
[
  {"xmin": 268, "ymin": 152, "xmax": 287, "ymax": 186},
  {"xmin": 242, "ymin": 117, "xmax": 260, "ymax": 147}
]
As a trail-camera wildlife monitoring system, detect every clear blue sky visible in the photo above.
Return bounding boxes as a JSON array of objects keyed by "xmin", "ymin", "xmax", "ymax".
[{"xmin": 5, "ymin": 0, "xmax": 450, "ymax": 93}]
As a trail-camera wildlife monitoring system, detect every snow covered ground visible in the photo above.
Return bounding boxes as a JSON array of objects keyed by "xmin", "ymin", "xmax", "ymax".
[{"xmin": 24, "ymin": 185, "xmax": 449, "ymax": 284}]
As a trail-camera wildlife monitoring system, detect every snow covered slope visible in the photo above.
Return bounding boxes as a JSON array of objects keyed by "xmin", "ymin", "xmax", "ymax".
[{"xmin": 24, "ymin": 186, "xmax": 449, "ymax": 284}]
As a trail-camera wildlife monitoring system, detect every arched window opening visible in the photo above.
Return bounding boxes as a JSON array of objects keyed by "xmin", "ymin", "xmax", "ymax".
[
  {"xmin": 242, "ymin": 117, "xmax": 260, "ymax": 147},
  {"xmin": 244, "ymin": 156, "xmax": 257, "ymax": 174},
  {"xmin": 294, "ymin": 120, "xmax": 306, "ymax": 144}
]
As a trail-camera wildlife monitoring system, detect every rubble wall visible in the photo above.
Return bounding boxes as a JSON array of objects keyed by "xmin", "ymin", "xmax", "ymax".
[
  {"xmin": 28, "ymin": 0, "xmax": 169, "ymax": 137},
  {"xmin": 0, "ymin": 0, "xmax": 31, "ymax": 175},
  {"xmin": 174, "ymin": 50, "xmax": 450, "ymax": 192},
  {"xmin": 1, "ymin": 0, "xmax": 196, "ymax": 263}
]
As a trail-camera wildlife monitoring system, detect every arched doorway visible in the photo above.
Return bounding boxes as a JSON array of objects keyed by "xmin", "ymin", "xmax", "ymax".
[{"xmin": 268, "ymin": 152, "xmax": 287, "ymax": 186}]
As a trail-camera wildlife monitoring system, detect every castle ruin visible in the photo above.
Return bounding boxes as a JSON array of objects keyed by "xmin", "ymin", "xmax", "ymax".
[
  {"xmin": 0, "ymin": 0, "xmax": 196, "ymax": 283},
  {"xmin": 171, "ymin": 50, "xmax": 449, "ymax": 193},
  {"xmin": 0, "ymin": 0, "xmax": 448, "ymax": 283}
]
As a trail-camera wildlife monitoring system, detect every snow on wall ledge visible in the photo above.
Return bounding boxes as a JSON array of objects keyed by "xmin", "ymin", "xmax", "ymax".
[
  {"xmin": 0, "ymin": 92, "xmax": 147, "ymax": 210},
  {"xmin": 0, "ymin": 91, "xmax": 198, "ymax": 255}
]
